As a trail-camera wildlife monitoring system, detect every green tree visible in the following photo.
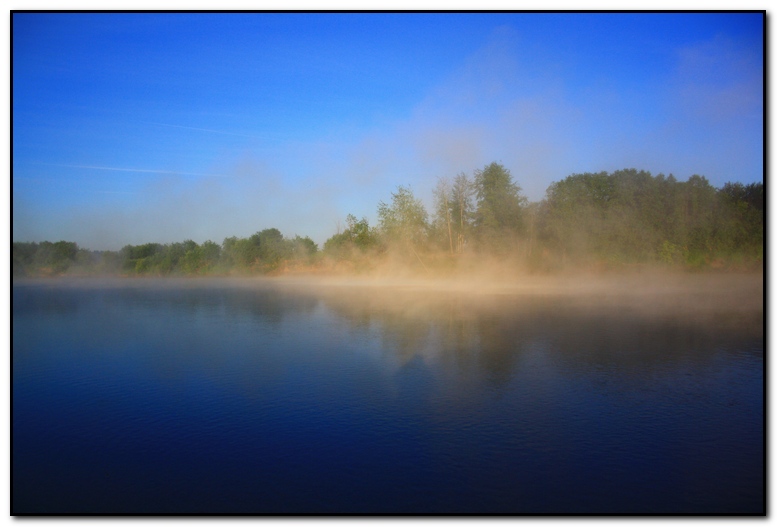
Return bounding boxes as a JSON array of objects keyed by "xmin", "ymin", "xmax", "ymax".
[
  {"xmin": 323, "ymin": 214, "xmax": 378, "ymax": 259},
  {"xmin": 254, "ymin": 228, "xmax": 291, "ymax": 270},
  {"xmin": 199, "ymin": 240, "xmax": 222, "ymax": 272},
  {"xmin": 432, "ymin": 177, "xmax": 455, "ymax": 254},
  {"xmin": 347, "ymin": 215, "xmax": 378, "ymax": 250},
  {"xmin": 120, "ymin": 243, "xmax": 163, "ymax": 274},
  {"xmin": 451, "ymin": 172, "xmax": 475, "ymax": 253},
  {"xmin": 720, "ymin": 181, "xmax": 763, "ymax": 212},
  {"xmin": 323, "ymin": 232, "xmax": 351, "ymax": 257},
  {"xmin": 680, "ymin": 174, "xmax": 718, "ymax": 266},
  {"xmin": 473, "ymin": 163, "xmax": 527, "ymax": 246},
  {"xmin": 606, "ymin": 169, "xmax": 660, "ymax": 262},
  {"xmin": 181, "ymin": 240, "xmax": 201, "ymax": 274},
  {"xmin": 167, "ymin": 243, "xmax": 189, "ymax": 274},
  {"xmin": 541, "ymin": 173, "xmax": 606, "ymax": 262},
  {"xmin": 221, "ymin": 236, "xmax": 260, "ymax": 270},
  {"xmin": 715, "ymin": 181, "xmax": 763, "ymax": 263},
  {"xmin": 12, "ymin": 242, "xmax": 38, "ymax": 276},
  {"xmin": 30, "ymin": 240, "xmax": 79, "ymax": 274},
  {"xmin": 377, "ymin": 185, "xmax": 428, "ymax": 246},
  {"xmin": 289, "ymin": 235, "xmax": 318, "ymax": 263},
  {"xmin": 537, "ymin": 168, "xmax": 764, "ymax": 268}
]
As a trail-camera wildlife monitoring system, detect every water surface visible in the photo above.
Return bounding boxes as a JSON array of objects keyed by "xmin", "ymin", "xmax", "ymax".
[{"xmin": 12, "ymin": 276, "xmax": 764, "ymax": 513}]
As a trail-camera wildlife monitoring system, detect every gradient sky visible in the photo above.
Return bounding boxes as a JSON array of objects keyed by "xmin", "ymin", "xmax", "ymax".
[{"xmin": 12, "ymin": 12, "xmax": 763, "ymax": 251}]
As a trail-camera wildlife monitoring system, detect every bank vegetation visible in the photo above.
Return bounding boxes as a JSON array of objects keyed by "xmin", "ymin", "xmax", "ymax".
[{"xmin": 13, "ymin": 164, "xmax": 763, "ymax": 278}]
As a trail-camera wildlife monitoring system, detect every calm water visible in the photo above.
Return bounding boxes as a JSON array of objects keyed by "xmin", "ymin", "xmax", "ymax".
[{"xmin": 12, "ymin": 277, "xmax": 764, "ymax": 514}]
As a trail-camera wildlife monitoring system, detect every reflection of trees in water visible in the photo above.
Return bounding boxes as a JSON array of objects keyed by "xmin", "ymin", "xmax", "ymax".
[
  {"xmin": 317, "ymin": 287, "xmax": 763, "ymax": 388},
  {"xmin": 14, "ymin": 279, "xmax": 320, "ymax": 326},
  {"xmin": 13, "ymin": 280, "xmax": 323, "ymax": 398},
  {"xmin": 541, "ymin": 299, "xmax": 760, "ymax": 366},
  {"xmin": 376, "ymin": 314, "xmax": 431, "ymax": 366},
  {"xmin": 318, "ymin": 290, "xmax": 530, "ymax": 385},
  {"xmin": 435, "ymin": 299, "xmax": 480, "ymax": 369},
  {"xmin": 15, "ymin": 279, "xmax": 763, "ymax": 393},
  {"xmin": 122, "ymin": 283, "xmax": 321, "ymax": 395},
  {"xmin": 13, "ymin": 284, "xmax": 87, "ymax": 316},
  {"xmin": 316, "ymin": 289, "xmax": 435, "ymax": 368},
  {"xmin": 112, "ymin": 280, "xmax": 319, "ymax": 327}
]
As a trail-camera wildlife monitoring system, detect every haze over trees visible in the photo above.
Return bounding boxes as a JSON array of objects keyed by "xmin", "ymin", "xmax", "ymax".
[
  {"xmin": 540, "ymin": 170, "xmax": 763, "ymax": 269},
  {"xmin": 474, "ymin": 162, "xmax": 528, "ymax": 250},
  {"xmin": 13, "ymin": 163, "xmax": 763, "ymax": 278}
]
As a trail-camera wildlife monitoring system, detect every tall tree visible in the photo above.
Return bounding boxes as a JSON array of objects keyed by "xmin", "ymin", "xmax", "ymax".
[
  {"xmin": 222, "ymin": 236, "xmax": 260, "ymax": 269},
  {"xmin": 199, "ymin": 240, "xmax": 222, "ymax": 272},
  {"xmin": 346, "ymin": 214, "xmax": 378, "ymax": 250},
  {"xmin": 377, "ymin": 185, "xmax": 429, "ymax": 246},
  {"xmin": 451, "ymin": 172, "xmax": 475, "ymax": 253},
  {"xmin": 432, "ymin": 177, "xmax": 454, "ymax": 254},
  {"xmin": 323, "ymin": 214, "xmax": 379, "ymax": 260},
  {"xmin": 473, "ymin": 162, "xmax": 527, "ymax": 244},
  {"xmin": 255, "ymin": 228, "xmax": 290, "ymax": 270}
]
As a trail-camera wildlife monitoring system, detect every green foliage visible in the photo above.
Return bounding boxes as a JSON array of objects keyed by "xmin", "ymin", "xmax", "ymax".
[
  {"xmin": 36, "ymin": 241, "xmax": 78, "ymax": 273},
  {"xmin": 121, "ymin": 243, "xmax": 163, "ymax": 274},
  {"xmin": 540, "ymin": 169, "xmax": 762, "ymax": 269},
  {"xmin": 450, "ymin": 172, "xmax": 475, "ymax": 253},
  {"xmin": 323, "ymin": 232, "xmax": 351, "ymax": 256},
  {"xmin": 347, "ymin": 215, "xmax": 378, "ymax": 250},
  {"xmin": 542, "ymin": 173, "xmax": 608, "ymax": 259},
  {"xmin": 428, "ymin": 173, "xmax": 478, "ymax": 256},
  {"xmin": 13, "ymin": 241, "xmax": 128, "ymax": 276},
  {"xmin": 290, "ymin": 235, "xmax": 318, "ymax": 263},
  {"xmin": 12, "ymin": 242, "xmax": 38, "ymax": 276},
  {"xmin": 12, "ymin": 164, "xmax": 762, "ymax": 278},
  {"xmin": 324, "ymin": 214, "xmax": 378, "ymax": 259},
  {"xmin": 198, "ymin": 240, "xmax": 222, "ymax": 272},
  {"xmin": 255, "ymin": 228, "xmax": 290, "ymax": 271},
  {"xmin": 658, "ymin": 240, "xmax": 688, "ymax": 265},
  {"xmin": 377, "ymin": 185, "xmax": 428, "ymax": 246},
  {"xmin": 222, "ymin": 236, "xmax": 260, "ymax": 270},
  {"xmin": 720, "ymin": 181, "xmax": 763, "ymax": 212},
  {"xmin": 11, "ymin": 241, "xmax": 79, "ymax": 275},
  {"xmin": 473, "ymin": 163, "xmax": 527, "ymax": 247}
]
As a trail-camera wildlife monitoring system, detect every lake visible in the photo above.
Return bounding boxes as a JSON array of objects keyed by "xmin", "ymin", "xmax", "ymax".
[{"xmin": 12, "ymin": 274, "xmax": 764, "ymax": 514}]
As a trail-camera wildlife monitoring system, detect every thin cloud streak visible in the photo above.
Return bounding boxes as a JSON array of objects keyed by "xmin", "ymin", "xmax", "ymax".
[{"xmin": 29, "ymin": 163, "xmax": 230, "ymax": 178}]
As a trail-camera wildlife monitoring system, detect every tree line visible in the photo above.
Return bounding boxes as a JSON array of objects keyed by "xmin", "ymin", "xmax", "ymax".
[
  {"xmin": 12, "ymin": 163, "xmax": 763, "ymax": 277},
  {"xmin": 13, "ymin": 229, "xmax": 318, "ymax": 277}
]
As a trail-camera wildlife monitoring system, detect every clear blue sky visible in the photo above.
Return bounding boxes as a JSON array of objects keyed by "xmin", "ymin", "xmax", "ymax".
[{"xmin": 12, "ymin": 12, "xmax": 763, "ymax": 250}]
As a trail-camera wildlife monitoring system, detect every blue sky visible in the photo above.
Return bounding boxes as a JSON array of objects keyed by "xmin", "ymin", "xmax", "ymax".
[{"xmin": 12, "ymin": 12, "xmax": 763, "ymax": 250}]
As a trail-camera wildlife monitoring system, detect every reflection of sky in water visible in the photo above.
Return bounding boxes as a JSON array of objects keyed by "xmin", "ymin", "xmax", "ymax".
[{"xmin": 12, "ymin": 279, "xmax": 763, "ymax": 513}]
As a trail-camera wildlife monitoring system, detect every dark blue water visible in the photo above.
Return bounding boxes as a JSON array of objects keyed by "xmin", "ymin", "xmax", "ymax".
[{"xmin": 12, "ymin": 278, "xmax": 764, "ymax": 514}]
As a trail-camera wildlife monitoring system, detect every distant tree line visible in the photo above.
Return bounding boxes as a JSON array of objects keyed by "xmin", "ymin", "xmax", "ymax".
[
  {"xmin": 13, "ymin": 229, "xmax": 318, "ymax": 277},
  {"xmin": 538, "ymin": 170, "xmax": 763, "ymax": 269},
  {"xmin": 12, "ymin": 164, "xmax": 763, "ymax": 277},
  {"xmin": 322, "ymin": 164, "xmax": 762, "ymax": 272}
]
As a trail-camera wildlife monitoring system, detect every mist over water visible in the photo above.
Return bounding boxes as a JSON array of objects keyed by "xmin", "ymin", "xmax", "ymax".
[{"xmin": 12, "ymin": 275, "xmax": 763, "ymax": 513}]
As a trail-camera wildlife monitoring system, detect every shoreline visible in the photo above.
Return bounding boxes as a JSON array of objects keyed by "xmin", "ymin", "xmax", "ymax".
[
  {"xmin": 12, "ymin": 268, "xmax": 764, "ymax": 302},
  {"xmin": 12, "ymin": 271, "xmax": 763, "ymax": 337}
]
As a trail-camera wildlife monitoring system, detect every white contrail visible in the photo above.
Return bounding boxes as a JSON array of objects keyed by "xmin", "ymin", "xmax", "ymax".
[{"xmin": 30, "ymin": 163, "xmax": 229, "ymax": 178}]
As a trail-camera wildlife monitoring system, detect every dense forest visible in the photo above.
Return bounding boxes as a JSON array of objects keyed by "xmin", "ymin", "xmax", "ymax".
[{"xmin": 12, "ymin": 164, "xmax": 763, "ymax": 278}]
